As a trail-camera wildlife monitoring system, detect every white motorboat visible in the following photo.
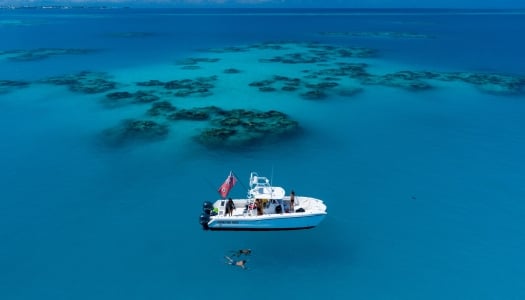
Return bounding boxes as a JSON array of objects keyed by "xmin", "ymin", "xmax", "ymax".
[{"xmin": 199, "ymin": 171, "xmax": 327, "ymax": 231}]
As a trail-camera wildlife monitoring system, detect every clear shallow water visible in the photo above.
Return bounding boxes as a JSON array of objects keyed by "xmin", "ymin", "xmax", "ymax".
[{"xmin": 1, "ymin": 8, "xmax": 525, "ymax": 300}]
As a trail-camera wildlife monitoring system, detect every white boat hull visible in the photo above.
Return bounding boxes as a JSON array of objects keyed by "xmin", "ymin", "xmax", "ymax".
[
  {"xmin": 199, "ymin": 172, "xmax": 327, "ymax": 231},
  {"xmin": 207, "ymin": 212, "xmax": 327, "ymax": 231}
]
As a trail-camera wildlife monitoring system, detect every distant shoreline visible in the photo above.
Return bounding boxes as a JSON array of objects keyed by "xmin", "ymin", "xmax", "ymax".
[{"xmin": 1, "ymin": 6, "xmax": 525, "ymax": 14}]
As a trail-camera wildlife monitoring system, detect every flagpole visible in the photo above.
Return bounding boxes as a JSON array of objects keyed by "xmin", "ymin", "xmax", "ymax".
[{"xmin": 231, "ymin": 171, "xmax": 249, "ymax": 193}]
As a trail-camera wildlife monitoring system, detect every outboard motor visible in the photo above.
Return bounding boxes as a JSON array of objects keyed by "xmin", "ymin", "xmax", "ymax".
[
  {"xmin": 202, "ymin": 201, "xmax": 214, "ymax": 215},
  {"xmin": 199, "ymin": 214, "xmax": 210, "ymax": 230},
  {"xmin": 200, "ymin": 201, "xmax": 214, "ymax": 230}
]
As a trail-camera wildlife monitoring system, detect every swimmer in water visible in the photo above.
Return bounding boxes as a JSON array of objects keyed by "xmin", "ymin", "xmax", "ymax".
[
  {"xmin": 224, "ymin": 256, "xmax": 247, "ymax": 270},
  {"xmin": 232, "ymin": 249, "xmax": 252, "ymax": 257}
]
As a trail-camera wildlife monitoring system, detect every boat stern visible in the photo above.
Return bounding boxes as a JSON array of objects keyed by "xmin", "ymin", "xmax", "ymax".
[{"xmin": 199, "ymin": 201, "xmax": 216, "ymax": 230}]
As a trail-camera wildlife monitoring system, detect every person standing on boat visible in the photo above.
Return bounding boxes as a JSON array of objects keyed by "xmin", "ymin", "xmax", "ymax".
[
  {"xmin": 290, "ymin": 190, "xmax": 295, "ymax": 213},
  {"xmin": 226, "ymin": 198, "xmax": 235, "ymax": 216},
  {"xmin": 255, "ymin": 199, "xmax": 264, "ymax": 216}
]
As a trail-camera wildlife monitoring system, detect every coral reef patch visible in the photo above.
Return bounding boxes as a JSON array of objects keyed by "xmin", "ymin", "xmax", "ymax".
[
  {"xmin": 318, "ymin": 31, "xmax": 432, "ymax": 39},
  {"xmin": 103, "ymin": 90, "xmax": 160, "ymax": 107},
  {"xmin": 176, "ymin": 57, "xmax": 220, "ymax": 65},
  {"xmin": 175, "ymin": 57, "xmax": 220, "ymax": 70},
  {"xmin": 0, "ymin": 80, "xmax": 30, "ymax": 94},
  {"xmin": 443, "ymin": 72, "xmax": 525, "ymax": 95},
  {"xmin": 15, "ymin": 40, "xmax": 524, "ymax": 154},
  {"xmin": 136, "ymin": 75, "xmax": 217, "ymax": 98},
  {"xmin": 360, "ymin": 70, "xmax": 525, "ymax": 94},
  {"xmin": 258, "ymin": 44, "xmax": 375, "ymax": 64},
  {"xmin": 223, "ymin": 68, "xmax": 241, "ymax": 74},
  {"xmin": 195, "ymin": 108, "xmax": 300, "ymax": 148},
  {"xmin": 361, "ymin": 72, "xmax": 433, "ymax": 91},
  {"xmin": 146, "ymin": 101, "xmax": 176, "ymax": 117},
  {"xmin": 199, "ymin": 41, "xmax": 524, "ymax": 96},
  {"xmin": 40, "ymin": 71, "xmax": 118, "ymax": 94},
  {"xmin": 248, "ymin": 73, "xmax": 362, "ymax": 100},
  {"xmin": 100, "ymin": 119, "xmax": 169, "ymax": 147},
  {"xmin": 141, "ymin": 101, "xmax": 300, "ymax": 149},
  {"xmin": 0, "ymin": 48, "xmax": 98, "ymax": 62},
  {"xmin": 167, "ymin": 106, "xmax": 215, "ymax": 121}
]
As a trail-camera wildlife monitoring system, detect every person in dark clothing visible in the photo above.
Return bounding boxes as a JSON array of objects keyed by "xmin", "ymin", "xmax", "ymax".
[
  {"xmin": 290, "ymin": 190, "xmax": 295, "ymax": 212},
  {"xmin": 255, "ymin": 199, "xmax": 263, "ymax": 216},
  {"xmin": 225, "ymin": 198, "xmax": 235, "ymax": 216},
  {"xmin": 232, "ymin": 249, "xmax": 252, "ymax": 257}
]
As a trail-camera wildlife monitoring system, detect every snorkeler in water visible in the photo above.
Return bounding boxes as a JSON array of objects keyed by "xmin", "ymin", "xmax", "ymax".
[
  {"xmin": 224, "ymin": 256, "xmax": 247, "ymax": 269},
  {"xmin": 231, "ymin": 249, "xmax": 252, "ymax": 257}
]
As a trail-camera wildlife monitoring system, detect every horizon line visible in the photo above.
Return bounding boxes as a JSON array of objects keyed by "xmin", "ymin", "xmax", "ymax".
[{"xmin": 2, "ymin": 6, "xmax": 524, "ymax": 10}]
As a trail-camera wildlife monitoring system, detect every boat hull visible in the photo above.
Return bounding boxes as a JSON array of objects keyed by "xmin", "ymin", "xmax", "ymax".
[
  {"xmin": 206, "ymin": 213, "xmax": 326, "ymax": 231},
  {"xmin": 199, "ymin": 172, "xmax": 328, "ymax": 231}
]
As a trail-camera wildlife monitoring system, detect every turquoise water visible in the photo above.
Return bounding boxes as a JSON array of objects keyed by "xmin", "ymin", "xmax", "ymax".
[{"xmin": 1, "ymin": 8, "xmax": 525, "ymax": 299}]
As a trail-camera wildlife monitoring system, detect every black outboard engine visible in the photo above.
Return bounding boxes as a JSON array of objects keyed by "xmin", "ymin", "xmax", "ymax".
[
  {"xmin": 199, "ymin": 213, "xmax": 210, "ymax": 230},
  {"xmin": 199, "ymin": 201, "xmax": 214, "ymax": 230},
  {"xmin": 202, "ymin": 201, "xmax": 214, "ymax": 215}
]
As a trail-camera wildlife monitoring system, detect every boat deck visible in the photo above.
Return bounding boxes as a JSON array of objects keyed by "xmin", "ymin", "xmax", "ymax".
[{"xmin": 213, "ymin": 196, "xmax": 326, "ymax": 218}]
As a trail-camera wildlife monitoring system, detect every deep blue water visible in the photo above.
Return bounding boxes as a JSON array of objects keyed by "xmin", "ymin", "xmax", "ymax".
[{"xmin": 1, "ymin": 8, "xmax": 525, "ymax": 300}]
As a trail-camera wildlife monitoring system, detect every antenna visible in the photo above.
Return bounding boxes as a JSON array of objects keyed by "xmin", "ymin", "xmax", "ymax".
[{"xmin": 270, "ymin": 165, "xmax": 274, "ymax": 187}]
